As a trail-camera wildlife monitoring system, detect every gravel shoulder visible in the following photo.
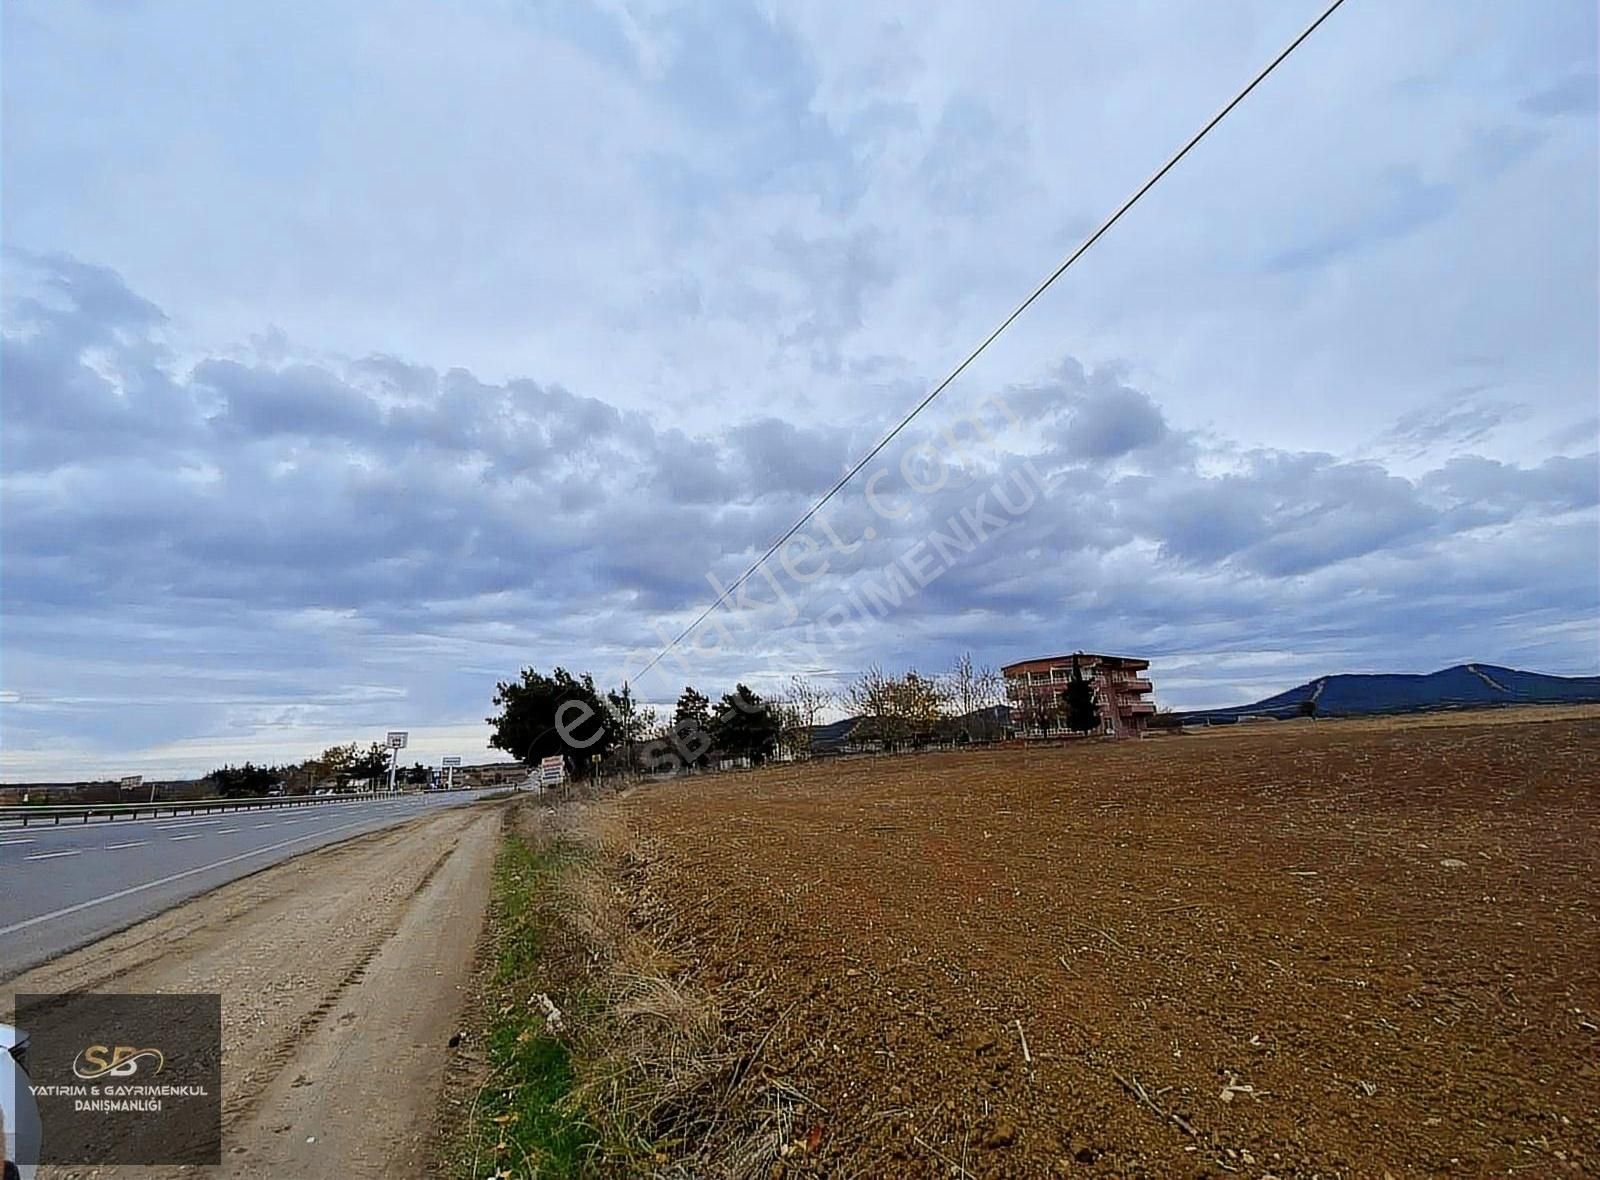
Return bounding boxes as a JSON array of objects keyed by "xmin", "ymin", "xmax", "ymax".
[{"xmin": 4, "ymin": 802, "xmax": 503, "ymax": 1179}]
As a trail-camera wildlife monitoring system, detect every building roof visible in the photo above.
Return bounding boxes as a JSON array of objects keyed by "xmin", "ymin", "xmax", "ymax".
[{"xmin": 1001, "ymin": 653, "xmax": 1150, "ymax": 674}]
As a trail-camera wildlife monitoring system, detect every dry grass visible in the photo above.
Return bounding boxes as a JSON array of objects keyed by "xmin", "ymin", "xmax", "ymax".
[{"xmin": 524, "ymin": 798, "xmax": 808, "ymax": 1178}]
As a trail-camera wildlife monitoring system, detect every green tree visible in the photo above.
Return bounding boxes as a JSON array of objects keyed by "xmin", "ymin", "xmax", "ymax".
[
  {"xmin": 606, "ymin": 681, "xmax": 653, "ymax": 775},
  {"xmin": 316, "ymin": 743, "xmax": 359, "ymax": 786},
  {"xmin": 673, "ymin": 686, "xmax": 711, "ymax": 732},
  {"xmin": 488, "ymin": 666, "xmax": 617, "ymax": 768},
  {"xmin": 710, "ymin": 684, "xmax": 781, "ymax": 766},
  {"xmin": 350, "ymin": 742, "xmax": 391, "ymax": 783},
  {"xmin": 671, "ymin": 686, "xmax": 713, "ymax": 768},
  {"xmin": 1065, "ymin": 654, "xmax": 1100, "ymax": 735},
  {"xmin": 207, "ymin": 762, "xmax": 280, "ymax": 797}
]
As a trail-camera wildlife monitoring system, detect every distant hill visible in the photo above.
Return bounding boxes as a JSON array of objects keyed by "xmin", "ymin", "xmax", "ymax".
[
  {"xmin": 809, "ymin": 716, "xmax": 861, "ymax": 751},
  {"xmin": 1174, "ymin": 664, "xmax": 1600, "ymax": 723}
]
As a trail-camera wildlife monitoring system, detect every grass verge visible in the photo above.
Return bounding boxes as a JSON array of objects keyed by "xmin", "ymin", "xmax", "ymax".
[
  {"xmin": 446, "ymin": 797, "xmax": 789, "ymax": 1178},
  {"xmin": 451, "ymin": 825, "xmax": 597, "ymax": 1178}
]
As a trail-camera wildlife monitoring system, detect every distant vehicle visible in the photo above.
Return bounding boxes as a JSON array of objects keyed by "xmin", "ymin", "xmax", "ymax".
[{"xmin": 1, "ymin": 1022, "xmax": 40, "ymax": 1180}]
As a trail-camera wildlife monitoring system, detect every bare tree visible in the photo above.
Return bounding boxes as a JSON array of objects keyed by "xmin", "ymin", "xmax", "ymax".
[
  {"xmin": 779, "ymin": 674, "xmax": 833, "ymax": 760},
  {"xmin": 975, "ymin": 662, "xmax": 1005, "ymax": 740},
  {"xmin": 896, "ymin": 669, "xmax": 952, "ymax": 746},
  {"xmin": 847, "ymin": 666, "xmax": 951, "ymax": 749},
  {"xmin": 844, "ymin": 664, "xmax": 898, "ymax": 748},
  {"xmin": 629, "ymin": 704, "xmax": 659, "ymax": 771},
  {"xmin": 944, "ymin": 652, "xmax": 1007, "ymax": 743},
  {"xmin": 948, "ymin": 651, "xmax": 980, "ymax": 740}
]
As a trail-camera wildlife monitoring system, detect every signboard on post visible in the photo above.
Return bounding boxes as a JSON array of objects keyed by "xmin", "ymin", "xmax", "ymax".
[
  {"xmin": 538, "ymin": 756, "xmax": 565, "ymax": 789},
  {"xmin": 385, "ymin": 731, "xmax": 408, "ymax": 792},
  {"xmin": 441, "ymin": 755, "xmax": 461, "ymax": 790},
  {"xmin": 119, "ymin": 775, "xmax": 143, "ymax": 790}
]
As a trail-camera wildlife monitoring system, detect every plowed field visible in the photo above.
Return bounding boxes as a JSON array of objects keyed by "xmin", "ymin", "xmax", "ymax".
[{"xmin": 623, "ymin": 712, "xmax": 1600, "ymax": 1177}]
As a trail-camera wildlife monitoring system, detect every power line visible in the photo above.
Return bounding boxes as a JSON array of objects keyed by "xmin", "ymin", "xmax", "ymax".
[{"xmin": 635, "ymin": 0, "xmax": 1350, "ymax": 683}]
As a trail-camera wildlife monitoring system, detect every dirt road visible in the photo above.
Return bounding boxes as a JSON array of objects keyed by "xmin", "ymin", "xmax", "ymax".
[{"xmin": 5, "ymin": 802, "xmax": 501, "ymax": 1179}]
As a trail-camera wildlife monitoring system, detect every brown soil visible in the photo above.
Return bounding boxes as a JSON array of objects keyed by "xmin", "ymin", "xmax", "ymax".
[
  {"xmin": 5, "ymin": 803, "xmax": 501, "ymax": 1180},
  {"xmin": 621, "ymin": 713, "xmax": 1600, "ymax": 1177}
]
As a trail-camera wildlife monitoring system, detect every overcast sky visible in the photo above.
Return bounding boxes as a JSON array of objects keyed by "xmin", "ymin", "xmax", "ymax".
[{"xmin": 3, "ymin": 0, "xmax": 1597, "ymax": 779}]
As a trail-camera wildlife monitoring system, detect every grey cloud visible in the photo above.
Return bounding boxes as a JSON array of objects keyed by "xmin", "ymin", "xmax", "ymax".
[
  {"xmin": 1522, "ymin": 70, "xmax": 1599, "ymax": 118},
  {"xmin": 647, "ymin": 428, "xmax": 741, "ymax": 505},
  {"xmin": 348, "ymin": 353, "xmax": 439, "ymax": 398},
  {"xmin": 1382, "ymin": 395, "xmax": 1524, "ymax": 455},
  {"xmin": 1122, "ymin": 445, "xmax": 1593, "ymax": 580},
  {"xmin": 1544, "ymin": 416, "xmax": 1599, "ymax": 453},
  {"xmin": 727, "ymin": 417, "xmax": 852, "ymax": 495},
  {"xmin": 1267, "ymin": 167, "xmax": 1456, "ymax": 272},
  {"xmin": 771, "ymin": 226, "xmax": 894, "ymax": 368},
  {"xmin": 3, "ymin": 1, "xmax": 1597, "ymax": 779},
  {"xmin": 1422, "ymin": 452, "xmax": 1600, "ymax": 517},
  {"xmin": 198, "ymin": 359, "xmax": 383, "ymax": 439},
  {"xmin": 917, "ymin": 96, "xmax": 1030, "ymax": 218},
  {"xmin": 1057, "ymin": 380, "xmax": 1169, "ymax": 461},
  {"xmin": 6, "ymin": 249, "xmax": 167, "ymax": 344},
  {"xmin": 3, "ymin": 255, "xmax": 1596, "ymax": 775}
]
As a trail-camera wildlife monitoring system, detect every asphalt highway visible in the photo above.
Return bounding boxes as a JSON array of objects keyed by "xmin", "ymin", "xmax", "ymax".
[{"xmin": 0, "ymin": 790, "xmax": 502, "ymax": 979}]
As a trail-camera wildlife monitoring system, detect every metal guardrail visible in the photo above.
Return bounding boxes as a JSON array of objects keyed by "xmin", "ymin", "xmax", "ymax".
[{"xmin": 0, "ymin": 790, "xmax": 440, "ymax": 828}]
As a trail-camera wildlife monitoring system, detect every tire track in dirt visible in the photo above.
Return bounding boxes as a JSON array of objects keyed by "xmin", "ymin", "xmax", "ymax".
[
  {"xmin": 217, "ymin": 833, "xmax": 464, "ymax": 1130},
  {"xmin": 4, "ymin": 803, "xmax": 504, "ymax": 1179}
]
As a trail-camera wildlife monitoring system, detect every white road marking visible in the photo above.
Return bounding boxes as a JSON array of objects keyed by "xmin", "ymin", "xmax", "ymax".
[
  {"xmin": 26, "ymin": 850, "xmax": 81, "ymax": 861},
  {"xmin": 0, "ymin": 814, "xmax": 398, "ymax": 937},
  {"xmin": 0, "ymin": 837, "xmax": 37, "ymax": 846},
  {"xmin": 169, "ymin": 833, "xmax": 205, "ymax": 841},
  {"xmin": 253, "ymin": 821, "xmax": 281, "ymax": 829},
  {"xmin": 103, "ymin": 841, "xmax": 148, "ymax": 850},
  {"xmin": 155, "ymin": 819, "xmax": 223, "ymax": 831},
  {"xmin": 216, "ymin": 828, "xmax": 241, "ymax": 834}
]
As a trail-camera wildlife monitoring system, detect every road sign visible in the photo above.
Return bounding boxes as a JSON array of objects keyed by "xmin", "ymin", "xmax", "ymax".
[
  {"xmin": 384, "ymin": 731, "xmax": 409, "ymax": 792},
  {"xmin": 119, "ymin": 775, "xmax": 143, "ymax": 790},
  {"xmin": 441, "ymin": 756, "xmax": 462, "ymax": 767},
  {"xmin": 538, "ymin": 756, "xmax": 565, "ymax": 788}
]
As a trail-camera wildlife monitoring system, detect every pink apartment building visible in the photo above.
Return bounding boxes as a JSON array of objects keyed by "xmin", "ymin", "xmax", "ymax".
[{"xmin": 1002, "ymin": 653, "xmax": 1156, "ymax": 738}]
